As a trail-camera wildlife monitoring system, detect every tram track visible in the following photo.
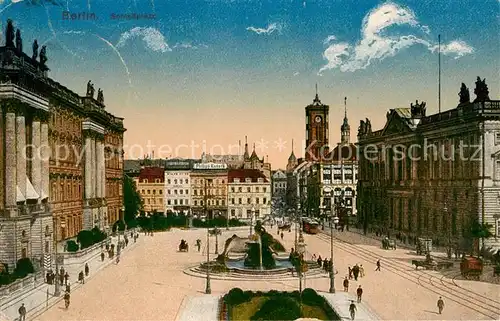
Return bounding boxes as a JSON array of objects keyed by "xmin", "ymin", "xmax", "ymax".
[{"xmin": 315, "ymin": 231, "xmax": 500, "ymax": 319}]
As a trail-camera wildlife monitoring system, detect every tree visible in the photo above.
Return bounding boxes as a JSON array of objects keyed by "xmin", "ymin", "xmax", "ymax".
[{"xmin": 123, "ymin": 174, "xmax": 143, "ymax": 224}]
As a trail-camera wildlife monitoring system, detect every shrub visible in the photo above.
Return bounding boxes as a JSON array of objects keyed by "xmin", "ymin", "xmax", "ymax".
[
  {"xmin": 13, "ymin": 258, "xmax": 34, "ymax": 278},
  {"xmin": 251, "ymin": 296, "xmax": 301, "ymax": 320},
  {"xmin": 77, "ymin": 230, "xmax": 94, "ymax": 249},
  {"xmin": 301, "ymin": 288, "xmax": 320, "ymax": 305},
  {"xmin": 267, "ymin": 290, "xmax": 280, "ymax": 297},
  {"xmin": 91, "ymin": 227, "xmax": 107, "ymax": 244},
  {"xmin": 112, "ymin": 220, "xmax": 126, "ymax": 232},
  {"xmin": 224, "ymin": 287, "xmax": 250, "ymax": 305},
  {"xmin": 66, "ymin": 240, "xmax": 79, "ymax": 252}
]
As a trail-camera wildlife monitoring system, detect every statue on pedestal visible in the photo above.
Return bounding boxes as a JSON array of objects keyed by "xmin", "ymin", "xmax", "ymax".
[
  {"xmin": 5, "ymin": 19, "xmax": 15, "ymax": 47},
  {"xmin": 458, "ymin": 83, "xmax": 470, "ymax": 104},
  {"xmin": 86, "ymin": 80, "xmax": 95, "ymax": 98},
  {"xmin": 473, "ymin": 77, "xmax": 490, "ymax": 102},
  {"xmin": 15, "ymin": 29, "xmax": 22, "ymax": 53},
  {"xmin": 365, "ymin": 118, "xmax": 372, "ymax": 134},
  {"xmin": 358, "ymin": 120, "xmax": 366, "ymax": 137},
  {"xmin": 32, "ymin": 40, "xmax": 39, "ymax": 60},
  {"xmin": 410, "ymin": 100, "xmax": 426, "ymax": 118},
  {"xmin": 39, "ymin": 46, "xmax": 47, "ymax": 65},
  {"xmin": 97, "ymin": 88, "xmax": 104, "ymax": 104}
]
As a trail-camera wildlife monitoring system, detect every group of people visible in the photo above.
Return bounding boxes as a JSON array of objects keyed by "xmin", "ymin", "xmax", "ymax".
[
  {"xmin": 347, "ymin": 264, "xmax": 364, "ymax": 281},
  {"xmin": 312, "ymin": 255, "xmax": 334, "ymax": 273}
]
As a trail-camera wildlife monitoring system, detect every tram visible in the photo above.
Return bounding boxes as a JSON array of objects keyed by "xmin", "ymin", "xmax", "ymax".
[{"xmin": 302, "ymin": 218, "xmax": 320, "ymax": 234}]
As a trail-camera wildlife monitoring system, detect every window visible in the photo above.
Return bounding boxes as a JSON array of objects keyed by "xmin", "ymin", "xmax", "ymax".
[
  {"xmin": 174, "ymin": 199, "xmax": 178, "ymax": 205},
  {"xmin": 238, "ymin": 187, "xmax": 242, "ymax": 192},
  {"xmin": 174, "ymin": 190, "xmax": 178, "ymax": 194},
  {"xmin": 497, "ymin": 219, "xmax": 500, "ymax": 237},
  {"xmin": 231, "ymin": 209, "xmax": 236, "ymax": 216},
  {"xmin": 185, "ymin": 189, "xmax": 189, "ymax": 194},
  {"xmin": 194, "ymin": 200, "xmax": 197, "ymax": 206},
  {"xmin": 256, "ymin": 187, "xmax": 259, "ymax": 192},
  {"xmin": 194, "ymin": 190, "xmax": 197, "ymax": 195},
  {"xmin": 180, "ymin": 190, "xmax": 183, "ymax": 194},
  {"xmin": 142, "ymin": 189, "xmax": 145, "ymax": 194},
  {"xmin": 147, "ymin": 190, "xmax": 151, "ymax": 194},
  {"xmin": 168, "ymin": 200, "xmax": 171, "ymax": 205},
  {"xmin": 159, "ymin": 190, "xmax": 163, "ymax": 194},
  {"xmin": 231, "ymin": 198, "xmax": 235, "ymax": 205},
  {"xmin": 231, "ymin": 187, "xmax": 235, "ymax": 193},
  {"xmin": 263, "ymin": 198, "xmax": 267, "ymax": 204},
  {"xmin": 167, "ymin": 190, "xmax": 171, "ymax": 194},
  {"xmin": 144, "ymin": 179, "xmax": 148, "ymax": 183},
  {"xmin": 247, "ymin": 198, "xmax": 251, "ymax": 204},
  {"xmin": 153, "ymin": 190, "xmax": 156, "ymax": 195},
  {"xmin": 168, "ymin": 179, "xmax": 171, "ymax": 184},
  {"xmin": 496, "ymin": 160, "xmax": 500, "ymax": 181},
  {"xmin": 263, "ymin": 187, "xmax": 267, "ymax": 193},
  {"xmin": 174, "ymin": 179, "xmax": 177, "ymax": 184},
  {"xmin": 239, "ymin": 198, "xmax": 242, "ymax": 204},
  {"xmin": 185, "ymin": 179, "xmax": 189, "ymax": 184},
  {"xmin": 496, "ymin": 133, "xmax": 500, "ymax": 145},
  {"xmin": 247, "ymin": 187, "xmax": 251, "ymax": 192},
  {"xmin": 180, "ymin": 199, "xmax": 183, "ymax": 205}
]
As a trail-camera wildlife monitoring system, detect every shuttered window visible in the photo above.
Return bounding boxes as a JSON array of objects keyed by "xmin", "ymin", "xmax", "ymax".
[{"xmin": 496, "ymin": 160, "xmax": 500, "ymax": 180}]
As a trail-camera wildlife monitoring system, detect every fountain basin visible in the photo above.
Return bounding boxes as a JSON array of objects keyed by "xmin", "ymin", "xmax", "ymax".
[{"xmin": 225, "ymin": 258, "xmax": 293, "ymax": 275}]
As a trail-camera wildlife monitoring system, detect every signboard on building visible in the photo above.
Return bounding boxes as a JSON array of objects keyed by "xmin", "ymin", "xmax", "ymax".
[{"xmin": 193, "ymin": 162, "xmax": 228, "ymax": 170}]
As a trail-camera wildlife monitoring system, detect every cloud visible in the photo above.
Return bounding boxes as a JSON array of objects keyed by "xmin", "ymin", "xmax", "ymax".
[
  {"xmin": 246, "ymin": 22, "xmax": 282, "ymax": 35},
  {"xmin": 172, "ymin": 42, "xmax": 208, "ymax": 50},
  {"xmin": 293, "ymin": 72, "xmax": 300, "ymax": 76},
  {"xmin": 319, "ymin": 2, "xmax": 474, "ymax": 74},
  {"xmin": 323, "ymin": 35, "xmax": 336, "ymax": 45},
  {"xmin": 116, "ymin": 27, "xmax": 171, "ymax": 53}
]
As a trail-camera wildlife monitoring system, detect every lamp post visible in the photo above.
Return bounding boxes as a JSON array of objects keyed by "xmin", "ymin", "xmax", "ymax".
[
  {"xmin": 329, "ymin": 215, "xmax": 339, "ymax": 293},
  {"xmin": 205, "ymin": 226, "xmax": 211, "ymax": 294},
  {"xmin": 250, "ymin": 206, "xmax": 255, "ymax": 237},
  {"xmin": 53, "ymin": 220, "xmax": 61, "ymax": 297}
]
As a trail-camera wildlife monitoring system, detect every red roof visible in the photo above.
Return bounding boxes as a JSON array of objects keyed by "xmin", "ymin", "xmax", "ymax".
[
  {"xmin": 138, "ymin": 167, "xmax": 165, "ymax": 182},
  {"xmin": 228, "ymin": 169, "xmax": 268, "ymax": 183},
  {"xmin": 325, "ymin": 144, "xmax": 358, "ymax": 162}
]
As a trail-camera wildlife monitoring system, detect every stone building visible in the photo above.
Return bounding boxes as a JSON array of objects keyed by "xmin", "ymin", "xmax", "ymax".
[
  {"xmin": 164, "ymin": 159, "xmax": 196, "ymax": 214},
  {"xmin": 357, "ymin": 78, "xmax": 500, "ymax": 251},
  {"xmin": 227, "ymin": 169, "xmax": 271, "ymax": 221},
  {"xmin": 134, "ymin": 167, "xmax": 164, "ymax": 215},
  {"xmin": 0, "ymin": 20, "xmax": 125, "ymax": 269},
  {"xmin": 190, "ymin": 163, "xmax": 228, "ymax": 219}
]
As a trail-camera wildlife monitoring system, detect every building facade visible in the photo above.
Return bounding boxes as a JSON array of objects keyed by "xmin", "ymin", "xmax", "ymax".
[
  {"xmin": 135, "ymin": 167, "xmax": 164, "ymax": 215},
  {"xmin": 0, "ymin": 20, "xmax": 125, "ymax": 269},
  {"xmin": 305, "ymin": 92, "xmax": 329, "ymax": 161},
  {"xmin": 228, "ymin": 169, "xmax": 271, "ymax": 221},
  {"xmin": 357, "ymin": 78, "xmax": 500, "ymax": 251},
  {"xmin": 190, "ymin": 163, "xmax": 228, "ymax": 219},
  {"xmin": 164, "ymin": 159, "xmax": 194, "ymax": 214}
]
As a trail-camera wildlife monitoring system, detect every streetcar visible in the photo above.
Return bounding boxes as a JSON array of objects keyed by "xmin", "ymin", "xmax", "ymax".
[{"xmin": 302, "ymin": 218, "xmax": 320, "ymax": 234}]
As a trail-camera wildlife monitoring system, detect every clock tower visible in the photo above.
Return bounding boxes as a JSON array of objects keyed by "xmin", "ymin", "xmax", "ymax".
[{"xmin": 305, "ymin": 87, "xmax": 329, "ymax": 161}]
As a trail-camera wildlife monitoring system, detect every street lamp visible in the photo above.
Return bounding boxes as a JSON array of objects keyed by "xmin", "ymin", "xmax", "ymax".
[
  {"xmin": 329, "ymin": 215, "xmax": 339, "ymax": 293},
  {"xmin": 250, "ymin": 206, "xmax": 255, "ymax": 237},
  {"xmin": 205, "ymin": 226, "xmax": 211, "ymax": 294},
  {"xmin": 53, "ymin": 220, "xmax": 62, "ymax": 297}
]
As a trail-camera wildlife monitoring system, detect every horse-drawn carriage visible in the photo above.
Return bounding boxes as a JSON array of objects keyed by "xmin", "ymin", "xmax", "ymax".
[
  {"xmin": 179, "ymin": 240, "xmax": 189, "ymax": 252},
  {"xmin": 460, "ymin": 256, "xmax": 482, "ymax": 280},
  {"xmin": 412, "ymin": 253, "xmax": 453, "ymax": 270},
  {"xmin": 382, "ymin": 237, "xmax": 396, "ymax": 250}
]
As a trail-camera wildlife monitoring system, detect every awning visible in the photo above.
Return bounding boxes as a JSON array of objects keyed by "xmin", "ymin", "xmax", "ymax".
[
  {"xmin": 16, "ymin": 185, "xmax": 25, "ymax": 203},
  {"xmin": 25, "ymin": 177, "xmax": 40, "ymax": 200},
  {"xmin": 40, "ymin": 189, "xmax": 48, "ymax": 201}
]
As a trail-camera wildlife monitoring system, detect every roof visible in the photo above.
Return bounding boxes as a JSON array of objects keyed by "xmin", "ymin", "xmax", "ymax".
[
  {"xmin": 228, "ymin": 169, "xmax": 269, "ymax": 183},
  {"xmin": 138, "ymin": 167, "xmax": 165, "ymax": 181},
  {"xmin": 124, "ymin": 160, "xmax": 141, "ymax": 173},
  {"xmin": 325, "ymin": 144, "xmax": 358, "ymax": 162}
]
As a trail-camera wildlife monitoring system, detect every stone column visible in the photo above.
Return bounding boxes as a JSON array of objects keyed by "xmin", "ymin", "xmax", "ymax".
[
  {"xmin": 5, "ymin": 107, "xmax": 17, "ymax": 208},
  {"xmin": 0, "ymin": 106, "xmax": 4, "ymax": 210},
  {"xmin": 31, "ymin": 117, "xmax": 42, "ymax": 199},
  {"xmin": 40, "ymin": 122, "xmax": 49, "ymax": 200},
  {"xmin": 84, "ymin": 134, "xmax": 92, "ymax": 199},
  {"xmin": 16, "ymin": 111, "xmax": 26, "ymax": 203},
  {"xmin": 101, "ymin": 141, "xmax": 106, "ymax": 198},
  {"xmin": 91, "ymin": 138, "xmax": 97, "ymax": 198},
  {"xmin": 96, "ymin": 139, "xmax": 102, "ymax": 198}
]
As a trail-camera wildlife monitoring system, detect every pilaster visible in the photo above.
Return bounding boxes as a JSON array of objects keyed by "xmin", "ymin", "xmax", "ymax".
[
  {"xmin": 5, "ymin": 104, "xmax": 17, "ymax": 209},
  {"xmin": 84, "ymin": 135, "xmax": 92, "ymax": 199},
  {"xmin": 40, "ymin": 122, "xmax": 49, "ymax": 200},
  {"xmin": 96, "ymin": 139, "xmax": 102, "ymax": 198},
  {"xmin": 16, "ymin": 110, "xmax": 26, "ymax": 203},
  {"xmin": 31, "ymin": 118, "xmax": 42, "ymax": 200},
  {"xmin": 0, "ymin": 105, "xmax": 4, "ymax": 210},
  {"xmin": 91, "ymin": 138, "xmax": 96, "ymax": 198}
]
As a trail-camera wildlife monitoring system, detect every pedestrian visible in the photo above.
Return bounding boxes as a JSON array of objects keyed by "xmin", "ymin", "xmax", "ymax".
[
  {"xmin": 18, "ymin": 303, "xmax": 26, "ymax": 321},
  {"xmin": 64, "ymin": 272, "xmax": 69, "ymax": 285},
  {"xmin": 323, "ymin": 259, "xmax": 329, "ymax": 273},
  {"xmin": 348, "ymin": 266, "xmax": 353, "ymax": 279},
  {"xmin": 349, "ymin": 301, "xmax": 357, "ymax": 320},
  {"xmin": 59, "ymin": 271, "xmax": 64, "ymax": 286},
  {"xmin": 359, "ymin": 264, "xmax": 365, "ymax": 277},
  {"xmin": 356, "ymin": 285, "xmax": 363, "ymax": 303},
  {"xmin": 280, "ymin": 232, "xmax": 284, "ymax": 240},
  {"xmin": 437, "ymin": 297, "xmax": 444, "ymax": 314},
  {"xmin": 78, "ymin": 271, "xmax": 84, "ymax": 284},
  {"xmin": 101, "ymin": 251, "xmax": 105, "ymax": 261},
  {"xmin": 60, "ymin": 267, "xmax": 65, "ymax": 277},
  {"xmin": 312, "ymin": 253, "xmax": 317, "ymax": 260},
  {"xmin": 343, "ymin": 277, "xmax": 349, "ymax": 292},
  {"xmin": 317, "ymin": 255, "xmax": 322, "ymax": 268},
  {"xmin": 85, "ymin": 263, "xmax": 89, "ymax": 277},
  {"xmin": 375, "ymin": 259, "xmax": 381, "ymax": 271},
  {"xmin": 64, "ymin": 291, "xmax": 71, "ymax": 309},
  {"xmin": 353, "ymin": 264, "xmax": 359, "ymax": 281}
]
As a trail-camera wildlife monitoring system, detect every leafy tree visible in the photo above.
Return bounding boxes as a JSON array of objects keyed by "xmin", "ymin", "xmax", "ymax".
[
  {"xmin": 123, "ymin": 174, "xmax": 143, "ymax": 225},
  {"xmin": 77, "ymin": 230, "xmax": 94, "ymax": 249},
  {"xmin": 66, "ymin": 240, "xmax": 79, "ymax": 252},
  {"xmin": 14, "ymin": 258, "xmax": 34, "ymax": 278}
]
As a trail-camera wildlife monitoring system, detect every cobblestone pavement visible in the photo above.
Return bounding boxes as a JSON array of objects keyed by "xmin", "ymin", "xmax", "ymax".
[{"xmin": 34, "ymin": 225, "xmax": 500, "ymax": 321}]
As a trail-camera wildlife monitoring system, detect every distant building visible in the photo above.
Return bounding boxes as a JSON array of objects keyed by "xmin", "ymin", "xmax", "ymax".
[
  {"xmin": 272, "ymin": 169, "xmax": 287, "ymax": 198},
  {"xmin": 357, "ymin": 78, "xmax": 500, "ymax": 251},
  {"xmin": 190, "ymin": 163, "xmax": 228, "ymax": 219},
  {"xmin": 164, "ymin": 159, "xmax": 195, "ymax": 214},
  {"xmin": 134, "ymin": 167, "xmax": 165, "ymax": 215},
  {"xmin": 228, "ymin": 169, "xmax": 271, "ymax": 221}
]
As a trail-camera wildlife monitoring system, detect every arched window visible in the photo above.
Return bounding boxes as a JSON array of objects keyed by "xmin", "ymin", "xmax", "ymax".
[{"xmin": 21, "ymin": 230, "xmax": 26, "ymax": 237}]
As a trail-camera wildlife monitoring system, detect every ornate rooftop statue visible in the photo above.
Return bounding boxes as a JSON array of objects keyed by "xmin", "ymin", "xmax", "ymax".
[
  {"xmin": 365, "ymin": 118, "xmax": 372, "ymax": 134},
  {"xmin": 411, "ymin": 100, "xmax": 426, "ymax": 118},
  {"xmin": 458, "ymin": 83, "xmax": 470, "ymax": 104},
  {"xmin": 86, "ymin": 80, "xmax": 95, "ymax": 98},
  {"xmin": 39, "ymin": 45, "xmax": 47, "ymax": 65},
  {"xmin": 32, "ymin": 40, "xmax": 39, "ymax": 60},
  {"xmin": 97, "ymin": 88, "xmax": 104, "ymax": 104},
  {"xmin": 5, "ymin": 19, "xmax": 15, "ymax": 47},
  {"xmin": 358, "ymin": 119, "xmax": 366, "ymax": 137},
  {"xmin": 473, "ymin": 77, "xmax": 490, "ymax": 102},
  {"xmin": 15, "ymin": 29, "xmax": 22, "ymax": 53}
]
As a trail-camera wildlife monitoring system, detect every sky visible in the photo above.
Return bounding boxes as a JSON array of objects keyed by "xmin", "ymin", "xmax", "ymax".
[{"xmin": 1, "ymin": 0, "xmax": 499, "ymax": 168}]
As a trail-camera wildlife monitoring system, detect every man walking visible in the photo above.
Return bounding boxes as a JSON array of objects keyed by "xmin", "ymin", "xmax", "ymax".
[
  {"xmin": 359, "ymin": 264, "xmax": 365, "ymax": 277},
  {"xmin": 343, "ymin": 277, "xmax": 349, "ymax": 292},
  {"xmin": 356, "ymin": 285, "xmax": 363, "ymax": 303},
  {"xmin": 18, "ymin": 303, "xmax": 26, "ymax": 321},
  {"xmin": 64, "ymin": 272, "xmax": 69, "ymax": 286},
  {"xmin": 85, "ymin": 263, "xmax": 89, "ymax": 277},
  {"xmin": 375, "ymin": 260, "xmax": 381, "ymax": 271},
  {"xmin": 349, "ymin": 301, "xmax": 357, "ymax": 320},
  {"xmin": 353, "ymin": 264, "xmax": 360, "ymax": 281},
  {"xmin": 437, "ymin": 297, "xmax": 444, "ymax": 314}
]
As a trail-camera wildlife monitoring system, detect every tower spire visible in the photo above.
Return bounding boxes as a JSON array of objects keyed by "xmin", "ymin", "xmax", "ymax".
[
  {"xmin": 243, "ymin": 135, "xmax": 249, "ymax": 160},
  {"xmin": 344, "ymin": 96, "xmax": 347, "ymax": 118},
  {"xmin": 292, "ymin": 139, "xmax": 294, "ymax": 152},
  {"xmin": 341, "ymin": 96, "xmax": 350, "ymax": 145}
]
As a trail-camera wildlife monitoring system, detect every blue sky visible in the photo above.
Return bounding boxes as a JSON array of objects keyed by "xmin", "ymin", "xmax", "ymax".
[{"xmin": 1, "ymin": 0, "xmax": 499, "ymax": 167}]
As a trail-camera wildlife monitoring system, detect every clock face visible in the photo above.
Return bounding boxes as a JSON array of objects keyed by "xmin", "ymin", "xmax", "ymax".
[{"xmin": 315, "ymin": 115, "xmax": 322, "ymax": 123}]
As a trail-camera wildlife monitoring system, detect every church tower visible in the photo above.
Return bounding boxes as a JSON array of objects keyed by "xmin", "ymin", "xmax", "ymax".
[
  {"xmin": 340, "ymin": 97, "xmax": 350, "ymax": 145},
  {"xmin": 305, "ymin": 85, "xmax": 329, "ymax": 161},
  {"xmin": 286, "ymin": 139, "xmax": 298, "ymax": 172}
]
